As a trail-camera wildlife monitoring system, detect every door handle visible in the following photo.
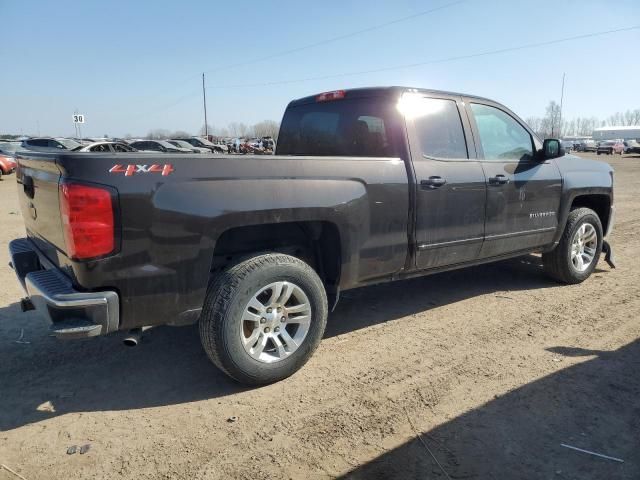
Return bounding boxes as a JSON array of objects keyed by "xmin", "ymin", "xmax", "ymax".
[
  {"xmin": 420, "ymin": 176, "xmax": 447, "ymax": 189},
  {"xmin": 23, "ymin": 175, "xmax": 35, "ymax": 198},
  {"xmin": 488, "ymin": 174, "xmax": 509, "ymax": 185}
]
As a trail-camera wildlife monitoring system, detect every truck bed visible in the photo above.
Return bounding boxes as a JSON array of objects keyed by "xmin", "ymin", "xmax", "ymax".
[{"xmin": 15, "ymin": 151, "xmax": 410, "ymax": 331}]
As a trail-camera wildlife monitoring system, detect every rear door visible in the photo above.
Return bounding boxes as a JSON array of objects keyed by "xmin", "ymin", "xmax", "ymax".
[
  {"xmin": 465, "ymin": 100, "xmax": 562, "ymax": 258},
  {"xmin": 403, "ymin": 93, "xmax": 487, "ymax": 270}
]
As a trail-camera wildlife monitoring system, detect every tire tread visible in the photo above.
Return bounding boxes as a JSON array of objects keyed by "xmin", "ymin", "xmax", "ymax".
[{"xmin": 199, "ymin": 253, "xmax": 326, "ymax": 384}]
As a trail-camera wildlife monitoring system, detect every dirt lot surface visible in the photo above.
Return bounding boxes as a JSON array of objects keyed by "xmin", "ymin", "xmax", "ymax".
[{"xmin": 0, "ymin": 152, "xmax": 639, "ymax": 480}]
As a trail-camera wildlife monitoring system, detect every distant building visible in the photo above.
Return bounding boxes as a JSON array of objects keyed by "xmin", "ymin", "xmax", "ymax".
[{"xmin": 592, "ymin": 126, "xmax": 640, "ymax": 141}]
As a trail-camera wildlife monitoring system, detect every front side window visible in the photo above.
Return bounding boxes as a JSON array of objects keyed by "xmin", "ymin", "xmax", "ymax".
[
  {"xmin": 470, "ymin": 103, "xmax": 533, "ymax": 161},
  {"xmin": 409, "ymin": 97, "xmax": 468, "ymax": 159}
]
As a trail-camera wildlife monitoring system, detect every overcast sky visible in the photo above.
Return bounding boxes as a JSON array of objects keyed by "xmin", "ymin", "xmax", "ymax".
[{"xmin": 1, "ymin": 0, "xmax": 638, "ymax": 137}]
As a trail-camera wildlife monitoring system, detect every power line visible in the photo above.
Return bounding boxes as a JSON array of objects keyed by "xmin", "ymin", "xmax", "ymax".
[
  {"xmin": 205, "ymin": 25, "xmax": 640, "ymax": 90},
  {"xmin": 129, "ymin": 89, "xmax": 201, "ymax": 121},
  {"xmin": 134, "ymin": 24, "xmax": 639, "ymax": 120},
  {"xmin": 203, "ymin": 0, "xmax": 469, "ymax": 75},
  {"xmin": 138, "ymin": 1, "xmax": 467, "ymax": 105}
]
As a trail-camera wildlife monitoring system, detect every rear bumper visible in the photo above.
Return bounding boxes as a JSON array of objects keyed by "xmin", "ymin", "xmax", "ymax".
[{"xmin": 9, "ymin": 238, "xmax": 119, "ymax": 337}]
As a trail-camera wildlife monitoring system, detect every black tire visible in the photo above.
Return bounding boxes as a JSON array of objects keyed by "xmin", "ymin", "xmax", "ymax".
[
  {"xmin": 542, "ymin": 207, "xmax": 603, "ymax": 284},
  {"xmin": 199, "ymin": 253, "xmax": 328, "ymax": 385}
]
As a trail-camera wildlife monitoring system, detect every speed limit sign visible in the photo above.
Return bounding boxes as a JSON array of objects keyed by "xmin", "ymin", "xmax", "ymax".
[{"xmin": 72, "ymin": 114, "xmax": 85, "ymax": 124}]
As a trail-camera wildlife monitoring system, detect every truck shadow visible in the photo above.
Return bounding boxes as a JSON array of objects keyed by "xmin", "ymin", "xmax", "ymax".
[
  {"xmin": 0, "ymin": 255, "xmax": 602, "ymax": 431},
  {"xmin": 326, "ymin": 254, "xmax": 564, "ymax": 337},
  {"xmin": 339, "ymin": 339, "xmax": 640, "ymax": 479}
]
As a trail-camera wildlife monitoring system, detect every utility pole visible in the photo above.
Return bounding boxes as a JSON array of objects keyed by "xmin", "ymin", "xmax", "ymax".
[
  {"xmin": 558, "ymin": 73, "xmax": 566, "ymax": 138},
  {"xmin": 202, "ymin": 73, "xmax": 208, "ymax": 139}
]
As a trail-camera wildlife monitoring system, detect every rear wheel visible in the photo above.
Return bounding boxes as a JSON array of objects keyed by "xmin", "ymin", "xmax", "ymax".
[
  {"xmin": 542, "ymin": 207, "xmax": 603, "ymax": 284},
  {"xmin": 199, "ymin": 253, "xmax": 328, "ymax": 385}
]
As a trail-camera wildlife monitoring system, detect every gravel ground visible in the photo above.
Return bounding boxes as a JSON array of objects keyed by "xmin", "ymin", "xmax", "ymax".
[{"xmin": 0, "ymin": 152, "xmax": 638, "ymax": 480}]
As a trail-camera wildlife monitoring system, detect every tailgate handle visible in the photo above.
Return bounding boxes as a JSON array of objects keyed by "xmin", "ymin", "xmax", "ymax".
[{"xmin": 23, "ymin": 175, "xmax": 35, "ymax": 198}]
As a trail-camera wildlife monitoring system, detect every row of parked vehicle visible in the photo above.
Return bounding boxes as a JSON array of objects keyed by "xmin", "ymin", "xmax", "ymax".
[
  {"xmin": 561, "ymin": 138, "xmax": 640, "ymax": 155},
  {"xmin": 0, "ymin": 135, "xmax": 277, "ymax": 157}
]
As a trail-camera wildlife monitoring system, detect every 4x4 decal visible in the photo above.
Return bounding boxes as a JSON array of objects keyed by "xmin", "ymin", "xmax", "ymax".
[{"xmin": 109, "ymin": 164, "xmax": 174, "ymax": 176}]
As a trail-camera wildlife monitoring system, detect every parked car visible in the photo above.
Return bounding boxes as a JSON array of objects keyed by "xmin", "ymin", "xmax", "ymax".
[
  {"xmin": 10, "ymin": 87, "xmax": 615, "ymax": 386},
  {"xmin": 0, "ymin": 140, "xmax": 23, "ymax": 155},
  {"xmin": 167, "ymin": 140, "xmax": 210, "ymax": 153},
  {"xmin": 561, "ymin": 140, "xmax": 574, "ymax": 153},
  {"xmin": 21, "ymin": 137, "xmax": 82, "ymax": 152},
  {"xmin": 76, "ymin": 141, "xmax": 138, "ymax": 153},
  {"xmin": 575, "ymin": 139, "xmax": 597, "ymax": 152},
  {"xmin": 623, "ymin": 140, "xmax": 640, "ymax": 154},
  {"xmin": 596, "ymin": 140, "xmax": 624, "ymax": 155},
  {"xmin": 0, "ymin": 153, "xmax": 16, "ymax": 178},
  {"xmin": 129, "ymin": 140, "xmax": 192, "ymax": 153},
  {"xmin": 175, "ymin": 137, "xmax": 226, "ymax": 153}
]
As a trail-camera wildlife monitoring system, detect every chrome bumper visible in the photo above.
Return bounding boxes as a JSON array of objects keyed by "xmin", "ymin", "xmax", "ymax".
[{"xmin": 9, "ymin": 238, "xmax": 119, "ymax": 338}]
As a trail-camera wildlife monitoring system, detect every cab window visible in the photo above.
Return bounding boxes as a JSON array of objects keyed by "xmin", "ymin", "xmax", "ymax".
[
  {"xmin": 411, "ymin": 97, "xmax": 468, "ymax": 159},
  {"xmin": 470, "ymin": 103, "xmax": 533, "ymax": 162}
]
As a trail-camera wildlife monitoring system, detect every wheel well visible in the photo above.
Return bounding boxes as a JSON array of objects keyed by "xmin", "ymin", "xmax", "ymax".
[
  {"xmin": 211, "ymin": 221, "xmax": 341, "ymax": 289},
  {"xmin": 571, "ymin": 194, "xmax": 610, "ymax": 232}
]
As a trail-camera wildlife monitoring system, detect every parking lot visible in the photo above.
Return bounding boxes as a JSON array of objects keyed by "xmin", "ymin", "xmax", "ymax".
[{"xmin": 0, "ymin": 151, "xmax": 638, "ymax": 479}]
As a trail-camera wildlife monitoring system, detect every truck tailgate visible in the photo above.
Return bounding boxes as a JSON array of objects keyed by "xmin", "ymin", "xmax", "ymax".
[{"xmin": 15, "ymin": 153, "xmax": 65, "ymax": 263}]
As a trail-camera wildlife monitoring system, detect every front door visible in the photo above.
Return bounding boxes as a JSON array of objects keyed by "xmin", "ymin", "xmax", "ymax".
[
  {"xmin": 403, "ymin": 93, "xmax": 487, "ymax": 270},
  {"xmin": 465, "ymin": 101, "xmax": 562, "ymax": 258}
]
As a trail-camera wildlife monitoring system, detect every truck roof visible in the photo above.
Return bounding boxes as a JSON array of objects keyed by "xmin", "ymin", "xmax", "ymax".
[{"xmin": 287, "ymin": 86, "xmax": 496, "ymax": 107}]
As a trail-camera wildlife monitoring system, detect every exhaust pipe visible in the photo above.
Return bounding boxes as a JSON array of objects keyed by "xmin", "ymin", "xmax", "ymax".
[{"xmin": 123, "ymin": 328, "xmax": 143, "ymax": 347}]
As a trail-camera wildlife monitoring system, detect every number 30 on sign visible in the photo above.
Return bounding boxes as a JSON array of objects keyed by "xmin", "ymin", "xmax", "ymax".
[{"xmin": 72, "ymin": 114, "xmax": 85, "ymax": 123}]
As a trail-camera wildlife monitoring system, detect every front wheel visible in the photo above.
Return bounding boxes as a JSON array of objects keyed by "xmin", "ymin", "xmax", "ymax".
[
  {"xmin": 542, "ymin": 207, "xmax": 603, "ymax": 284},
  {"xmin": 199, "ymin": 253, "xmax": 328, "ymax": 385}
]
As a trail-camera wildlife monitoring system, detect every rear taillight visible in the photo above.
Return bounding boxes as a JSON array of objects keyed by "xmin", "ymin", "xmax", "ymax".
[{"xmin": 59, "ymin": 182, "xmax": 116, "ymax": 260}]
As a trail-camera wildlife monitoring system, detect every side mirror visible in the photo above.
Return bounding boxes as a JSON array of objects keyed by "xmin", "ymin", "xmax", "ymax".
[{"xmin": 542, "ymin": 138, "xmax": 565, "ymax": 160}]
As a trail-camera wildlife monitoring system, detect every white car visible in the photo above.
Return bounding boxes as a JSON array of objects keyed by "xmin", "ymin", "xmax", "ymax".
[{"xmin": 76, "ymin": 141, "xmax": 138, "ymax": 153}]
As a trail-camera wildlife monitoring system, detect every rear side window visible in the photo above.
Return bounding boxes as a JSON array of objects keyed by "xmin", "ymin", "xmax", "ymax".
[
  {"xmin": 411, "ymin": 97, "xmax": 468, "ymax": 159},
  {"xmin": 276, "ymin": 97, "xmax": 402, "ymax": 157},
  {"xmin": 114, "ymin": 143, "xmax": 133, "ymax": 152},
  {"xmin": 90, "ymin": 144, "xmax": 111, "ymax": 152}
]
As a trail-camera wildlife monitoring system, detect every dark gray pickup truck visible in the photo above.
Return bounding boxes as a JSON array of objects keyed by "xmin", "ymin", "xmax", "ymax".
[{"xmin": 10, "ymin": 87, "xmax": 615, "ymax": 385}]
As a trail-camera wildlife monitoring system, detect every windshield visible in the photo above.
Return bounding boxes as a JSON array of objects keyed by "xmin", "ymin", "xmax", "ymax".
[
  {"xmin": 194, "ymin": 137, "xmax": 215, "ymax": 146},
  {"xmin": 158, "ymin": 140, "xmax": 179, "ymax": 149},
  {"xmin": 171, "ymin": 140, "xmax": 192, "ymax": 149},
  {"xmin": 56, "ymin": 138, "xmax": 82, "ymax": 150}
]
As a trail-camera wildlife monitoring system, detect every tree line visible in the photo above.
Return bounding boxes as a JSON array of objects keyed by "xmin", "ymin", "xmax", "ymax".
[
  {"xmin": 138, "ymin": 120, "xmax": 281, "ymax": 141},
  {"xmin": 526, "ymin": 102, "xmax": 640, "ymax": 139}
]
